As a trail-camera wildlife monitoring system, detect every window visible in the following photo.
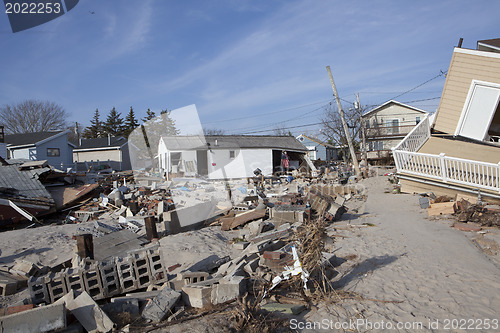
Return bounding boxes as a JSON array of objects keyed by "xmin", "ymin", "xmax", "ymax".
[
  {"xmin": 47, "ymin": 148, "xmax": 60, "ymax": 157},
  {"xmin": 229, "ymin": 150, "xmax": 235, "ymax": 159},
  {"xmin": 416, "ymin": 116, "xmax": 421, "ymax": 124},
  {"xmin": 455, "ymin": 80, "xmax": 500, "ymax": 141}
]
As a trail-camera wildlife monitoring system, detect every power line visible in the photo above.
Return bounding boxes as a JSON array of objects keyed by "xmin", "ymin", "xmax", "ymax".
[
  {"xmin": 239, "ymin": 121, "xmax": 323, "ymax": 135},
  {"xmin": 201, "ymin": 99, "xmax": 331, "ymax": 125},
  {"xmin": 388, "ymin": 71, "xmax": 447, "ymax": 101}
]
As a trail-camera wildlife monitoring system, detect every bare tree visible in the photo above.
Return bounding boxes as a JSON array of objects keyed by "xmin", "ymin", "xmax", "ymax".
[
  {"xmin": 320, "ymin": 103, "xmax": 360, "ymax": 148},
  {"xmin": 203, "ymin": 128, "xmax": 226, "ymax": 135},
  {"xmin": 0, "ymin": 99, "xmax": 68, "ymax": 134},
  {"xmin": 273, "ymin": 123, "xmax": 293, "ymax": 136}
]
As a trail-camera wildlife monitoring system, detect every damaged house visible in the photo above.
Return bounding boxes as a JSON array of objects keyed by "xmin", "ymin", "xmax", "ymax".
[
  {"xmin": 158, "ymin": 135, "xmax": 308, "ymax": 180},
  {"xmin": 393, "ymin": 38, "xmax": 500, "ymax": 203}
]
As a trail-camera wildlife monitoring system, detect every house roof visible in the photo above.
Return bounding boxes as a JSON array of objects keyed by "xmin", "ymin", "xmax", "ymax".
[
  {"xmin": 296, "ymin": 134, "xmax": 337, "ymax": 148},
  {"xmin": 477, "ymin": 38, "xmax": 500, "ymax": 52},
  {"xmin": 362, "ymin": 100, "xmax": 428, "ymax": 118},
  {"xmin": 160, "ymin": 135, "xmax": 308, "ymax": 152},
  {"xmin": 75, "ymin": 136, "xmax": 128, "ymax": 150},
  {"xmin": 0, "ymin": 164, "xmax": 54, "ymax": 202},
  {"xmin": 4, "ymin": 131, "xmax": 66, "ymax": 147}
]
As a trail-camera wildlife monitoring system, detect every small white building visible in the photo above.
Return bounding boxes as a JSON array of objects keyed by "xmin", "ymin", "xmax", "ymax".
[{"xmin": 158, "ymin": 135, "xmax": 308, "ymax": 179}]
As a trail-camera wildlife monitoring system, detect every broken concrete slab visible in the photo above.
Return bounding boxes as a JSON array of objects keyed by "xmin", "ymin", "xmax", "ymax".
[
  {"xmin": 0, "ymin": 302, "xmax": 66, "ymax": 333},
  {"xmin": 220, "ymin": 209, "xmax": 267, "ymax": 231},
  {"xmin": 56, "ymin": 290, "xmax": 114, "ymax": 333},
  {"xmin": 211, "ymin": 275, "xmax": 246, "ymax": 305},
  {"xmin": 141, "ymin": 287, "xmax": 181, "ymax": 322}
]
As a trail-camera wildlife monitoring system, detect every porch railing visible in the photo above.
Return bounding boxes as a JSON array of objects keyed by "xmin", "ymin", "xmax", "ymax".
[{"xmin": 392, "ymin": 115, "xmax": 500, "ymax": 193}]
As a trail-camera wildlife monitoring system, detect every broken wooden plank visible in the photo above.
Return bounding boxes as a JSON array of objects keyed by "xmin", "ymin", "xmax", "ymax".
[
  {"xmin": 220, "ymin": 209, "xmax": 266, "ymax": 231},
  {"xmin": 427, "ymin": 202, "xmax": 455, "ymax": 216}
]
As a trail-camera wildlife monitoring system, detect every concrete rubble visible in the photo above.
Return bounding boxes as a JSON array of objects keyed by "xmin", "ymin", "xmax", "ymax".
[{"xmin": 0, "ymin": 160, "xmax": 368, "ymax": 331}]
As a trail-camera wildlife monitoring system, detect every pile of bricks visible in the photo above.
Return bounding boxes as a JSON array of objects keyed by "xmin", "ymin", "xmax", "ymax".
[{"xmin": 28, "ymin": 245, "xmax": 167, "ymax": 304}]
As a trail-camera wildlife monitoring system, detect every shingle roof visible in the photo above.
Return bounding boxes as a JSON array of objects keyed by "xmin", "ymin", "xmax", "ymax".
[
  {"xmin": 76, "ymin": 136, "xmax": 127, "ymax": 150},
  {"xmin": 362, "ymin": 100, "xmax": 428, "ymax": 117},
  {"xmin": 477, "ymin": 38, "xmax": 500, "ymax": 49},
  {"xmin": 160, "ymin": 135, "xmax": 307, "ymax": 152},
  {"xmin": 0, "ymin": 165, "xmax": 54, "ymax": 202},
  {"xmin": 4, "ymin": 131, "xmax": 64, "ymax": 147}
]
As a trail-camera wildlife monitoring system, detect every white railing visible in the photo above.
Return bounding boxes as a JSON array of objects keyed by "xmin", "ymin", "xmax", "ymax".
[
  {"xmin": 393, "ymin": 115, "xmax": 430, "ymax": 152},
  {"xmin": 393, "ymin": 150, "xmax": 500, "ymax": 192},
  {"xmin": 393, "ymin": 114, "xmax": 500, "ymax": 193}
]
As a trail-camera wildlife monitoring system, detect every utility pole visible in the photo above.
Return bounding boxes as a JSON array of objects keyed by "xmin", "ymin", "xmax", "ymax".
[
  {"xmin": 326, "ymin": 66, "xmax": 361, "ymax": 176},
  {"xmin": 357, "ymin": 93, "xmax": 368, "ymax": 176}
]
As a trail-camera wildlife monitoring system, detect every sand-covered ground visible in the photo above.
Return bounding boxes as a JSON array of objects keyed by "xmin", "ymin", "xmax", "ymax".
[{"xmin": 301, "ymin": 175, "xmax": 500, "ymax": 332}]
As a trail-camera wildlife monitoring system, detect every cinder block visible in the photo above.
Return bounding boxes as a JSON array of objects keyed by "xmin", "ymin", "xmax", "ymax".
[
  {"xmin": 176, "ymin": 271, "xmax": 209, "ymax": 286},
  {"xmin": 28, "ymin": 276, "xmax": 50, "ymax": 304},
  {"xmin": 145, "ymin": 247, "xmax": 167, "ymax": 283},
  {"xmin": 115, "ymin": 256, "xmax": 138, "ymax": 293},
  {"xmin": 47, "ymin": 272, "xmax": 68, "ymax": 303},
  {"xmin": 64, "ymin": 268, "xmax": 85, "ymax": 294},
  {"xmin": 211, "ymin": 276, "xmax": 246, "ymax": 305},
  {"xmin": 0, "ymin": 280, "xmax": 18, "ymax": 297},
  {"xmin": 99, "ymin": 260, "xmax": 121, "ymax": 297},
  {"xmin": 130, "ymin": 250, "xmax": 153, "ymax": 289},
  {"xmin": 82, "ymin": 263, "xmax": 105, "ymax": 300},
  {"xmin": 142, "ymin": 287, "xmax": 181, "ymax": 322},
  {"xmin": 181, "ymin": 278, "xmax": 220, "ymax": 308}
]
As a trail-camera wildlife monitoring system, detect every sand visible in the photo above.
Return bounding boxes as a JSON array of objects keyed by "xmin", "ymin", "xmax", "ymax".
[{"xmin": 301, "ymin": 175, "xmax": 500, "ymax": 332}]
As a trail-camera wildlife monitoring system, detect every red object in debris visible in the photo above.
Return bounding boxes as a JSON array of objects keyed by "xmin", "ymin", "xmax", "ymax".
[
  {"xmin": 453, "ymin": 222, "xmax": 481, "ymax": 232},
  {"xmin": 263, "ymin": 251, "xmax": 283, "ymax": 260},
  {"xmin": 168, "ymin": 263, "xmax": 181, "ymax": 272},
  {"xmin": 212, "ymin": 163, "xmax": 216, "ymax": 166},
  {"xmin": 4, "ymin": 304, "xmax": 34, "ymax": 316}
]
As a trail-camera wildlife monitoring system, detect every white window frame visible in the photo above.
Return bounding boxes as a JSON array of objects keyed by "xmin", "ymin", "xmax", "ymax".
[{"xmin": 455, "ymin": 80, "xmax": 500, "ymax": 141}]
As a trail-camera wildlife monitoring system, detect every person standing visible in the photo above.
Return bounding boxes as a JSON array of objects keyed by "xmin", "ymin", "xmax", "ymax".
[{"xmin": 281, "ymin": 150, "xmax": 289, "ymax": 172}]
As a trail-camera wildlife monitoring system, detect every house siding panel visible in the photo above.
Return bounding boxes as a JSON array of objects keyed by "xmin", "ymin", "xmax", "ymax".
[
  {"xmin": 433, "ymin": 50, "xmax": 500, "ymax": 134},
  {"xmin": 419, "ymin": 137, "xmax": 500, "ymax": 164},
  {"xmin": 37, "ymin": 134, "xmax": 73, "ymax": 168}
]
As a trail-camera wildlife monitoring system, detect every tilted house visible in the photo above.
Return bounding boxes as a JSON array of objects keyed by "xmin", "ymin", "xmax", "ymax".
[
  {"xmin": 296, "ymin": 134, "xmax": 339, "ymax": 161},
  {"xmin": 158, "ymin": 135, "xmax": 308, "ymax": 180},
  {"xmin": 361, "ymin": 100, "xmax": 428, "ymax": 161},
  {"xmin": 393, "ymin": 38, "xmax": 500, "ymax": 202},
  {"xmin": 4, "ymin": 130, "xmax": 74, "ymax": 169}
]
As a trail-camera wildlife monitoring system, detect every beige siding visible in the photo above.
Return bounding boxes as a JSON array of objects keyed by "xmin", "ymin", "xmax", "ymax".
[
  {"xmin": 433, "ymin": 50, "xmax": 500, "ymax": 134},
  {"xmin": 418, "ymin": 136, "xmax": 500, "ymax": 164},
  {"xmin": 73, "ymin": 149, "xmax": 121, "ymax": 163}
]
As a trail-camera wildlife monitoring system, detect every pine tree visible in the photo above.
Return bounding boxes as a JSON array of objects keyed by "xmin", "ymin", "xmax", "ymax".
[
  {"xmin": 102, "ymin": 107, "xmax": 125, "ymax": 136},
  {"xmin": 142, "ymin": 108, "xmax": 156, "ymax": 122},
  {"xmin": 82, "ymin": 109, "xmax": 103, "ymax": 139},
  {"xmin": 123, "ymin": 106, "xmax": 139, "ymax": 137}
]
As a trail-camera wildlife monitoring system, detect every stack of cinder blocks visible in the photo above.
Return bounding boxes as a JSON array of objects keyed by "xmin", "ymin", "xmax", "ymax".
[{"xmin": 28, "ymin": 244, "xmax": 168, "ymax": 304}]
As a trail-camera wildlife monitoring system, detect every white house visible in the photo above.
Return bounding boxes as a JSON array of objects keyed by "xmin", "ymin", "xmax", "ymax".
[{"xmin": 158, "ymin": 135, "xmax": 308, "ymax": 180}]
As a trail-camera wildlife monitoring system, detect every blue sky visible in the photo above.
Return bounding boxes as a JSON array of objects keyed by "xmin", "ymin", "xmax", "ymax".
[{"xmin": 0, "ymin": 1, "xmax": 498, "ymax": 137}]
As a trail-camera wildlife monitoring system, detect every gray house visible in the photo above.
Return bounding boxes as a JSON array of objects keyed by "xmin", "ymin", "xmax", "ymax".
[
  {"xmin": 4, "ymin": 130, "xmax": 74, "ymax": 168},
  {"xmin": 73, "ymin": 136, "xmax": 131, "ymax": 171},
  {"xmin": 295, "ymin": 134, "xmax": 339, "ymax": 161}
]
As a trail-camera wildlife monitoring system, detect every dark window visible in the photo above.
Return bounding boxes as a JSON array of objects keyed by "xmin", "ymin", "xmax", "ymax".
[
  {"xmin": 229, "ymin": 150, "xmax": 235, "ymax": 159},
  {"xmin": 416, "ymin": 116, "xmax": 421, "ymax": 124},
  {"xmin": 47, "ymin": 148, "xmax": 60, "ymax": 157}
]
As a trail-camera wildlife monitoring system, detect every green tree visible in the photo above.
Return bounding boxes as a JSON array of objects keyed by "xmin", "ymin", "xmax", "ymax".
[
  {"xmin": 82, "ymin": 109, "xmax": 103, "ymax": 139},
  {"xmin": 103, "ymin": 107, "xmax": 125, "ymax": 136},
  {"xmin": 142, "ymin": 108, "xmax": 156, "ymax": 122},
  {"xmin": 123, "ymin": 106, "xmax": 139, "ymax": 137}
]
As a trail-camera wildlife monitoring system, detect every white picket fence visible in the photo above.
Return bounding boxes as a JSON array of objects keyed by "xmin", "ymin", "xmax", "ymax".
[{"xmin": 393, "ymin": 115, "xmax": 500, "ymax": 193}]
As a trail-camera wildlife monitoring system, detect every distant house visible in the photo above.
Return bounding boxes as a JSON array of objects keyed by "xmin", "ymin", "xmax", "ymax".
[
  {"xmin": 393, "ymin": 38, "xmax": 500, "ymax": 203},
  {"xmin": 158, "ymin": 135, "xmax": 308, "ymax": 179},
  {"xmin": 73, "ymin": 136, "xmax": 131, "ymax": 171},
  {"xmin": 295, "ymin": 134, "xmax": 339, "ymax": 161},
  {"xmin": 361, "ymin": 100, "xmax": 428, "ymax": 161},
  {"xmin": 4, "ymin": 130, "xmax": 74, "ymax": 168}
]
